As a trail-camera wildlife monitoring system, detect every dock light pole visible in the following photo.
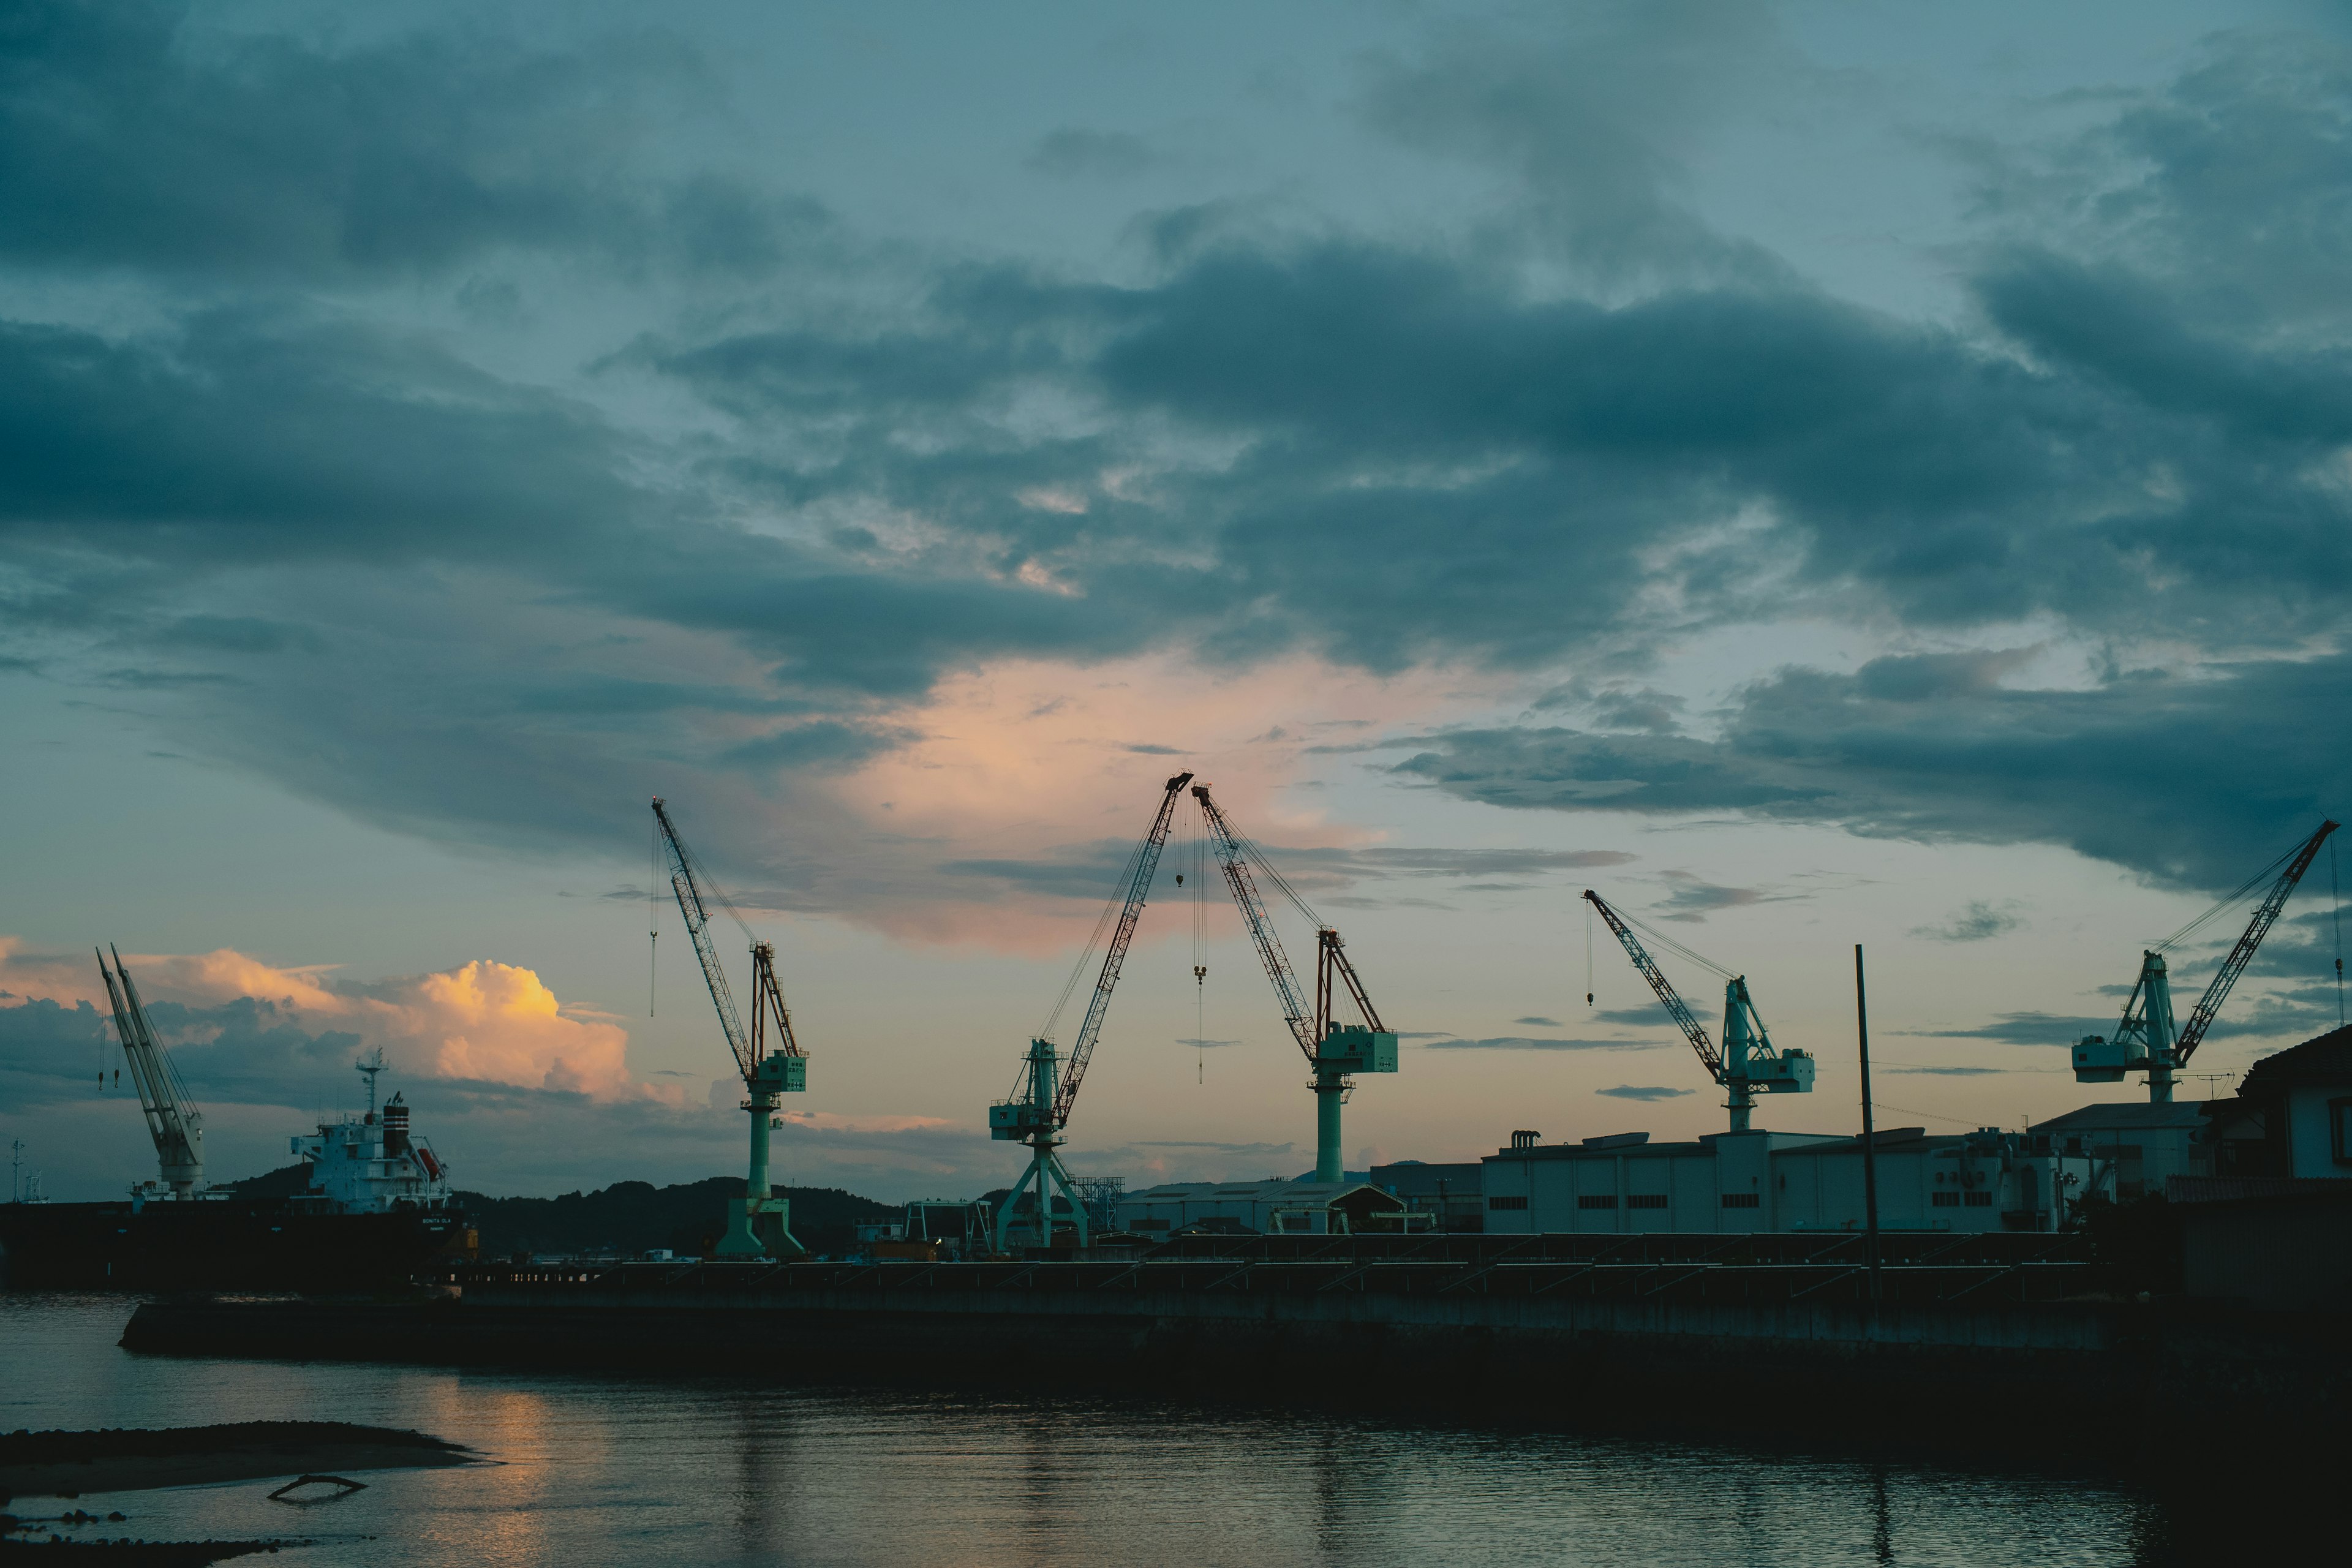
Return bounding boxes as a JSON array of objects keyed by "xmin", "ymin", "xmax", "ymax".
[{"xmin": 1855, "ymin": 944, "xmax": 1881, "ymax": 1306}]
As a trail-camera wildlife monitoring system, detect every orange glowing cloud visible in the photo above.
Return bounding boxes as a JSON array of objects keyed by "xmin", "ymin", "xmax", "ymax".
[
  {"xmin": 0, "ymin": 940, "xmax": 673, "ymax": 1104},
  {"xmin": 810, "ymin": 650, "xmax": 1499, "ymax": 948}
]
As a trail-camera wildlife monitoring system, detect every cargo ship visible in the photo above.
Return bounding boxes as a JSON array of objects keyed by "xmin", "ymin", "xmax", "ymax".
[{"xmin": 0, "ymin": 948, "xmax": 472, "ymax": 1290}]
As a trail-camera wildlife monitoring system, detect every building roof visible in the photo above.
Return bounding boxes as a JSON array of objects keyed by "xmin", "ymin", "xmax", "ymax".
[
  {"xmin": 1123, "ymin": 1178, "xmax": 1399, "ymax": 1206},
  {"xmin": 2032, "ymin": 1101, "xmax": 2212, "ymax": 1133},
  {"xmin": 2241, "ymin": 1025, "xmax": 2352, "ymax": 1095}
]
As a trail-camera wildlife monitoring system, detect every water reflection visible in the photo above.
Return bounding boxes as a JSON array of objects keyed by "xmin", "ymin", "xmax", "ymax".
[{"xmin": 0, "ymin": 1295, "xmax": 2224, "ymax": 1566}]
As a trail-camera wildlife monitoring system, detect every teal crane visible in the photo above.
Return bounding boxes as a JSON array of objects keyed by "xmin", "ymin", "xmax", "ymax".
[
  {"xmin": 652, "ymin": 797, "xmax": 809, "ymax": 1259},
  {"xmin": 1193, "ymin": 783, "xmax": 1397, "ymax": 1184},
  {"xmin": 97, "ymin": 946, "xmax": 207, "ymax": 1198},
  {"xmin": 1583, "ymin": 889, "xmax": 1812, "ymax": 1131},
  {"xmin": 2073, "ymin": 820, "xmax": 2338, "ymax": 1102},
  {"xmin": 989, "ymin": 771, "xmax": 1193, "ymax": 1252}
]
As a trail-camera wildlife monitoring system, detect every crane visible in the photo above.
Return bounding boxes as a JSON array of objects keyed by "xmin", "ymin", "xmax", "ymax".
[
  {"xmin": 652, "ymin": 797, "xmax": 809, "ymax": 1259},
  {"xmin": 1582, "ymin": 891, "xmax": 1813, "ymax": 1131},
  {"xmin": 2073, "ymin": 820, "xmax": 2339, "ymax": 1102},
  {"xmin": 96, "ymin": 946, "xmax": 208, "ymax": 1199},
  {"xmin": 1192, "ymin": 784, "xmax": 1398, "ymax": 1184},
  {"xmin": 990, "ymin": 771, "xmax": 1193, "ymax": 1252}
]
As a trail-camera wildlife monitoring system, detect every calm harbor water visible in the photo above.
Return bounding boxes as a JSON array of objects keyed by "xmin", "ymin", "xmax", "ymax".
[{"xmin": 1, "ymin": 1294, "xmax": 2220, "ymax": 1566}]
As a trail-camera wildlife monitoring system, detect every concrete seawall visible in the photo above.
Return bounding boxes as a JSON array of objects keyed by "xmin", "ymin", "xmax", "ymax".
[{"xmin": 122, "ymin": 1272, "xmax": 2348, "ymax": 1457}]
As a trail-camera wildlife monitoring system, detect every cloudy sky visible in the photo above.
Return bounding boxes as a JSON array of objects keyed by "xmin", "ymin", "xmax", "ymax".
[{"xmin": 7, "ymin": 0, "xmax": 2352, "ymax": 1204}]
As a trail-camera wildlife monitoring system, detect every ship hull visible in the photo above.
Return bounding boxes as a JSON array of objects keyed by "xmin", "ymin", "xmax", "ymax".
[{"xmin": 0, "ymin": 1199, "xmax": 470, "ymax": 1291}]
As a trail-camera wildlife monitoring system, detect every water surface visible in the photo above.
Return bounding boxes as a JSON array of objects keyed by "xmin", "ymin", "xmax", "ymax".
[{"xmin": 2, "ymin": 1294, "xmax": 2194, "ymax": 1565}]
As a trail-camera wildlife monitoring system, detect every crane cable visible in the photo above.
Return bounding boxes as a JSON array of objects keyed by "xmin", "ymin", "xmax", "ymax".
[
  {"xmin": 1036, "ymin": 826, "xmax": 1153, "ymax": 1043},
  {"xmin": 1603, "ymin": 895, "xmax": 1776, "ymax": 1041},
  {"xmin": 2149, "ymin": 836, "xmax": 2305, "ymax": 954},
  {"xmin": 1611, "ymin": 901, "xmax": 1738, "ymax": 982},
  {"xmin": 648, "ymin": 809, "xmax": 660, "ymax": 1017},
  {"xmin": 1191, "ymin": 793, "xmax": 1208, "ymax": 1084}
]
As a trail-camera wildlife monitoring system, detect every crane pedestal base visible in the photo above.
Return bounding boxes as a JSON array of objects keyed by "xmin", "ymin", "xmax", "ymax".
[{"xmin": 716, "ymin": 1196, "xmax": 804, "ymax": 1260}]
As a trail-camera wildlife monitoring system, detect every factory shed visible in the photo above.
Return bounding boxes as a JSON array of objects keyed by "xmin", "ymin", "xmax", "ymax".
[
  {"xmin": 1482, "ymin": 1126, "xmax": 2078, "ymax": 1234},
  {"xmin": 1117, "ymin": 1179, "xmax": 1406, "ymax": 1237},
  {"xmin": 2029, "ymin": 1101, "xmax": 2214, "ymax": 1200},
  {"xmin": 1366, "ymin": 1161, "xmax": 1486, "ymax": 1231}
]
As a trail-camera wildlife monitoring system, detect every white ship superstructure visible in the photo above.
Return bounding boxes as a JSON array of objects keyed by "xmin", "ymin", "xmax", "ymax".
[{"xmin": 290, "ymin": 1054, "xmax": 455, "ymax": 1215}]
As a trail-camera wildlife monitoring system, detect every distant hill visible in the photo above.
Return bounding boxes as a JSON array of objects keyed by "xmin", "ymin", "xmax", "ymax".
[
  {"xmin": 222, "ymin": 1164, "xmax": 314, "ymax": 1199},
  {"xmin": 458, "ymin": 1178, "xmax": 895, "ymax": 1259},
  {"xmin": 218, "ymin": 1166, "xmax": 897, "ymax": 1257}
]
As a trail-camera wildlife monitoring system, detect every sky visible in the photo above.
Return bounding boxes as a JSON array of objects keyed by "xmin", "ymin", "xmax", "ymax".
[{"xmin": 7, "ymin": 0, "xmax": 2352, "ymax": 1204}]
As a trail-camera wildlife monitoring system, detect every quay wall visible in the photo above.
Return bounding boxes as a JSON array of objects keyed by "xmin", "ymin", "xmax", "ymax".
[{"xmin": 121, "ymin": 1277, "xmax": 2347, "ymax": 1455}]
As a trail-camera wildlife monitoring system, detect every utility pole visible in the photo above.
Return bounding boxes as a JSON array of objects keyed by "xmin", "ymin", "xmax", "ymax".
[{"xmin": 1855, "ymin": 944, "xmax": 1881, "ymax": 1308}]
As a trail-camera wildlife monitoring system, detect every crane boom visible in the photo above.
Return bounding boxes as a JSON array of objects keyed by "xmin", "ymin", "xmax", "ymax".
[
  {"xmin": 1193, "ymin": 785, "xmax": 1316, "ymax": 1060},
  {"xmin": 1319, "ymin": 928, "xmax": 1386, "ymax": 1038},
  {"xmin": 2176, "ymin": 819, "xmax": 2339, "ymax": 1066},
  {"xmin": 651, "ymin": 796, "xmax": 756, "ymax": 1084},
  {"xmin": 97, "ymin": 946, "xmax": 205, "ymax": 1195},
  {"xmin": 1189, "ymin": 783, "xmax": 1399, "ymax": 1182},
  {"xmin": 1052, "ymin": 771, "xmax": 1194, "ymax": 1124},
  {"xmin": 1583, "ymin": 890, "xmax": 1722, "ymax": 1080}
]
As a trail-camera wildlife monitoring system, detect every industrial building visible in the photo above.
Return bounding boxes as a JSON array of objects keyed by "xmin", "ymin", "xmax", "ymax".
[
  {"xmin": 1477, "ymin": 1126, "xmax": 2082, "ymax": 1235},
  {"xmin": 2028, "ymin": 1101, "xmax": 2212, "ymax": 1200},
  {"xmin": 1117, "ymin": 1178, "xmax": 1405, "ymax": 1236},
  {"xmin": 1366, "ymin": 1161, "xmax": 1487, "ymax": 1231}
]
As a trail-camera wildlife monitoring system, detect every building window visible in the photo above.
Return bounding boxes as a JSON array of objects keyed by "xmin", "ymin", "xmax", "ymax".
[
  {"xmin": 1487, "ymin": 1196, "xmax": 1528, "ymax": 1211},
  {"xmin": 1627, "ymin": 1194, "xmax": 1668, "ymax": 1209},
  {"xmin": 2333, "ymin": 1098, "xmax": 2352, "ymax": 1166},
  {"xmin": 1721, "ymin": 1193, "xmax": 1760, "ymax": 1209},
  {"xmin": 1964, "ymin": 1191, "xmax": 1992, "ymax": 1207},
  {"xmin": 1577, "ymin": 1194, "xmax": 1618, "ymax": 1210},
  {"xmin": 1932, "ymin": 1191, "xmax": 1960, "ymax": 1207}
]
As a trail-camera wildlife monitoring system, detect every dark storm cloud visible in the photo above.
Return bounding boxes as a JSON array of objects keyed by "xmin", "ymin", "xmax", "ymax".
[
  {"xmin": 1912, "ymin": 900, "xmax": 2024, "ymax": 943},
  {"xmin": 1391, "ymin": 649, "xmax": 2352, "ymax": 890},
  {"xmin": 1353, "ymin": 0, "xmax": 1795, "ymax": 285},
  {"xmin": 1973, "ymin": 33, "xmax": 2352, "ymax": 331},
  {"xmin": 1422, "ymin": 1036, "xmax": 1660, "ymax": 1051},
  {"xmin": 1901, "ymin": 1012, "xmax": 2113, "ymax": 1047},
  {"xmin": 0, "ymin": 993, "xmax": 360, "ymax": 1110},
  {"xmin": 1654, "ymin": 872, "xmax": 1779, "ymax": 922},
  {"xmin": 0, "ymin": 0, "xmax": 810, "ymax": 279},
  {"xmin": 0, "ymin": 312, "xmax": 637, "ymax": 562},
  {"xmin": 5, "ymin": 9, "xmax": 2351, "ymax": 915},
  {"xmin": 1885, "ymin": 1066, "xmax": 2008, "ymax": 1077}
]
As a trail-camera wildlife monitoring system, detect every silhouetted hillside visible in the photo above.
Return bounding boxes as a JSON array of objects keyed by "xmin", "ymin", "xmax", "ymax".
[
  {"xmin": 222, "ymin": 1163, "xmax": 315, "ymax": 1199},
  {"xmin": 215, "ymin": 1167, "xmax": 895, "ymax": 1257},
  {"xmin": 458, "ymin": 1177, "xmax": 895, "ymax": 1259}
]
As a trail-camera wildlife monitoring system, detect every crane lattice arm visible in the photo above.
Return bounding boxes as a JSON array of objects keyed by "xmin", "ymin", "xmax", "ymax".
[
  {"xmin": 753, "ymin": 946, "xmax": 805, "ymax": 1062},
  {"xmin": 652, "ymin": 797, "xmax": 757, "ymax": 1084},
  {"xmin": 1319, "ymin": 929, "xmax": 1387, "ymax": 1038},
  {"xmin": 1194, "ymin": 785, "xmax": 1317, "ymax": 1061},
  {"xmin": 2176, "ymin": 820, "xmax": 2339, "ymax": 1066},
  {"xmin": 97, "ymin": 947, "xmax": 203, "ymax": 1182},
  {"xmin": 1050, "ymin": 771, "xmax": 1194, "ymax": 1124},
  {"xmin": 1583, "ymin": 890, "xmax": 1724, "ymax": 1081}
]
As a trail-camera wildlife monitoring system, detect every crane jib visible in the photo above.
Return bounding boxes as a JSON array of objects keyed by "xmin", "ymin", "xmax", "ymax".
[
  {"xmin": 1050, "ymin": 772, "xmax": 1194, "ymax": 1126},
  {"xmin": 652, "ymin": 797, "xmax": 763, "ymax": 1086},
  {"xmin": 2174, "ymin": 819, "xmax": 2340, "ymax": 1067},
  {"xmin": 1583, "ymin": 889, "xmax": 1725, "ymax": 1081},
  {"xmin": 1194, "ymin": 785, "xmax": 1319, "ymax": 1062}
]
